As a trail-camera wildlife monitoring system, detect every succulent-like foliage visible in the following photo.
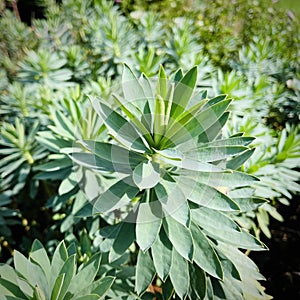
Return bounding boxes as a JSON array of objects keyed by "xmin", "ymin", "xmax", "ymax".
[
  {"xmin": 0, "ymin": 118, "xmax": 46, "ymax": 196},
  {"xmin": 71, "ymin": 65, "xmax": 270, "ymax": 299},
  {"xmin": 0, "ymin": 239, "xmax": 114, "ymax": 299}
]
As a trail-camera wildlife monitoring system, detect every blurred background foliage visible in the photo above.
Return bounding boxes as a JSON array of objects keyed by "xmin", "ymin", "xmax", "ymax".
[{"xmin": 0, "ymin": 0, "xmax": 299, "ymax": 298}]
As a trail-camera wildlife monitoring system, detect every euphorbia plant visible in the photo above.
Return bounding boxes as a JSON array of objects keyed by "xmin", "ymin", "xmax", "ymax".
[{"xmin": 71, "ymin": 65, "xmax": 271, "ymax": 299}]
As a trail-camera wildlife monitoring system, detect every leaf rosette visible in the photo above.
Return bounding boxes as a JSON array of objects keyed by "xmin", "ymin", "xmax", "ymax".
[{"xmin": 70, "ymin": 65, "xmax": 270, "ymax": 299}]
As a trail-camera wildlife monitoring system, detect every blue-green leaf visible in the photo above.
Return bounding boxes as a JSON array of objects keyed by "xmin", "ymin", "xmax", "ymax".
[
  {"xmin": 190, "ymin": 222, "xmax": 223, "ymax": 280},
  {"xmin": 93, "ymin": 177, "xmax": 139, "ymax": 214},
  {"xmin": 151, "ymin": 229, "xmax": 172, "ymax": 281},
  {"xmin": 135, "ymin": 250, "xmax": 156, "ymax": 295},
  {"xmin": 30, "ymin": 240, "xmax": 51, "ymax": 283},
  {"xmin": 136, "ymin": 203, "xmax": 162, "ymax": 251},
  {"xmin": 169, "ymin": 249, "xmax": 189, "ymax": 299},
  {"xmin": 90, "ymin": 98, "xmax": 149, "ymax": 152},
  {"xmin": 192, "ymin": 207, "xmax": 266, "ymax": 250},
  {"xmin": 170, "ymin": 66, "xmax": 198, "ymax": 120},
  {"xmin": 163, "ymin": 215, "xmax": 193, "ymax": 261},
  {"xmin": 133, "ymin": 161, "xmax": 160, "ymax": 190},
  {"xmin": 109, "ymin": 222, "xmax": 135, "ymax": 262},
  {"xmin": 64, "ymin": 253, "xmax": 101, "ymax": 300},
  {"xmin": 189, "ymin": 264, "xmax": 207, "ymax": 300},
  {"xmin": 179, "ymin": 178, "xmax": 240, "ymax": 211}
]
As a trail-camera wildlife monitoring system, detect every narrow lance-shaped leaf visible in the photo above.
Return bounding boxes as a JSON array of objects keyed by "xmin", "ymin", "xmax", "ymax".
[
  {"xmin": 163, "ymin": 215, "xmax": 193, "ymax": 261},
  {"xmin": 192, "ymin": 207, "xmax": 267, "ymax": 250},
  {"xmin": 82, "ymin": 139, "xmax": 147, "ymax": 171},
  {"xmin": 135, "ymin": 250, "xmax": 156, "ymax": 295},
  {"xmin": 122, "ymin": 64, "xmax": 153, "ymax": 131},
  {"xmin": 178, "ymin": 177, "xmax": 240, "ymax": 211},
  {"xmin": 180, "ymin": 170, "xmax": 259, "ymax": 188},
  {"xmin": 151, "ymin": 228, "xmax": 172, "ymax": 281},
  {"xmin": 64, "ymin": 253, "xmax": 101, "ymax": 300},
  {"xmin": 29, "ymin": 240, "xmax": 51, "ymax": 283},
  {"xmin": 190, "ymin": 222, "xmax": 223, "ymax": 280},
  {"xmin": 90, "ymin": 98, "xmax": 149, "ymax": 152},
  {"xmin": 112, "ymin": 94, "xmax": 154, "ymax": 146},
  {"xmin": 93, "ymin": 177, "xmax": 139, "ymax": 214},
  {"xmin": 109, "ymin": 222, "xmax": 136, "ymax": 262},
  {"xmin": 169, "ymin": 249, "xmax": 189, "ymax": 299},
  {"xmin": 226, "ymin": 149, "xmax": 255, "ymax": 170},
  {"xmin": 161, "ymin": 99, "xmax": 232, "ymax": 149},
  {"xmin": 154, "ymin": 94, "xmax": 166, "ymax": 145},
  {"xmin": 56, "ymin": 255, "xmax": 76, "ymax": 299},
  {"xmin": 136, "ymin": 201, "xmax": 162, "ymax": 251},
  {"xmin": 170, "ymin": 66, "xmax": 198, "ymax": 121},
  {"xmin": 155, "ymin": 181, "xmax": 190, "ymax": 227},
  {"xmin": 50, "ymin": 273, "xmax": 65, "ymax": 300},
  {"xmin": 189, "ymin": 264, "xmax": 207, "ymax": 300}
]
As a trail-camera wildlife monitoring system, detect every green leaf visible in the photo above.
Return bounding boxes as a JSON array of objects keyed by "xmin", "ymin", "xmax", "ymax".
[
  {"xmin": 32, "ymin": 285, "xmax": 46, "ymax": 300},
  {"xmin": 14, "ymin": 251, "xmax": 29, "ymax": 280},
  {"xmin": 161, "ymin": 99, "xmax": 231, "ymax": 148},
  {"xmin": 16, "ymin": 277, "xmax": 33, "ymax": 298},
  {"xmin": 50, "ymin": 241, "xmax": 68, "ymax": 289},
  {"xmin": 0, "ymin": 278, "xmax": 27, "ymax": 298},
  {"xmin": 163, "ymin": 215, "xmax": 193, "ymax": 261},
  {"xmin": 189, "ymin": 264, "xmax": 206, "ymax": 300},
  {"xmin": 216, "ymin": 243, "xmax": 270, "ymax": 299},
  {"xmin": 30, "ymin": 240, "xmax": 51, "ymax": 283},
  {"xmin": 170, "ymin": 66, "xmax": 198, "ymax": 120},
  {"xmin": 36, "ymin": 131, "xmax": 71, "ymax": 152},
  {"xmin": 211, "ymin": 278, "xmax": 226, "ymax": 299},
  {"xmin": 155, "ymin": 181, "xmax": 190, "ymax": 227},
  {"xmin": 174, "ymin": 68, "xmax": 183, "ymax": 82},
  {"xmin": 109, "ymin": 222, "xmax": 135, "ymax": 262},
  {"xmin": 198, "ymin": 112, "xmax": 229, "ymax": 143},
  {"xmin": 98, "ymin": 224, "xmax": 121, "ymax": 253},
  {"xmin": 181, "ymin": 170, "xmax": 259, "ymax": 188},
  {"xmin": 136, "ymin": 203, "xmax": 162, "ymax": 251},
  {"xmin": 64, "ymin": 253, "xmax": 101, "ymax": 300},
  {"xmin": 190, "ymin": 222, "xmax": 223, "ymax": 280},
  {"xmin": 35, "ymin": 158, "xmax": 73, "ymax": 173},
  {"xmin": 133, "ymin": 161, "xmax": 161, "ymax": 190},
  {"xmin": 191, "ymin": 207, "xmax": 266, "ymax": 250},
  {"xmin": 230, "ymin": 197, "xmax": 267, "ymax": 212},
  {"xmin": 56, "ymin": 254, "xmax": 76, "ymax": 299},
  {"xmin": 169, "ymin": 249, "xmax": 189, "ymax": 299},
  {"xmin": 158, "ymin": 154, "xmax": 223, "ymax": 172},
  {"xmin": 122, "ymin": 64, "xmax": 148, "ymax": 110},
  {"xmin": 151, "ymin": 228, "xmax": 172, "ymax": 281},
  {"xmin": 197, "ymin": 136, "xmax": 255, "ymax": 148},
  {"xmin": 74, "ymin": 295, "xmax": 100, "ymax": 300},
  {"xmin": 185, "ymin": 145, "xmax": 249, "ymax": 162},
  {"xmin": 83, "ymin": 140, "xmax": 147, "ymax": 170},
  {"xmin": 90, "ymin": 98, "xmax": 149, "ymax": 152},
  {"xmin": 226, "ymin": 149, "xmax": 255, "ymax": 170},
  {"xmin": 113, "ymin": 94, "xmax": 154, "ymax": 145},
  {"xmin": 50, "ymin": 273, "xmax": 65, "ymax": 300},
  {"xmin": 135, "ymin": 250, "xmax": 156, "ymax": 295},
  {"xmin": 205, "ymin": 94, "xmax": 228, "ymax": 106},
  {"xmin": 178, "ymin": 178, "xmax": 240, "ymax": 211},
  {"xmin": 91, "ymin": 276, "xmax": 115, "ymax": 298},
  {"xmin": 93, "ymin": 177, "xmax": 139, "ymax": 214},
  {"xmin": 27, "ymin": 258, "xmax": 48, "ymax": 298},
  {"xmin": 0, "ymin": 264, "xmax": 18, "ymax": 285},
  {"xmin": 157, "ymin": 65, "xmax": 168, "ymax": 99}
]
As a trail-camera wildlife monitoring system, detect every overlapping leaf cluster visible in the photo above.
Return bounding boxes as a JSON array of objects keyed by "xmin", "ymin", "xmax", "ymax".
[
  {"xmin": 72, "ymin": 65, "xmax": 270, "ymax": 299},
  {"xmin": 0, "ymin": 240, "xmax": 114, "ymax": 299}
]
